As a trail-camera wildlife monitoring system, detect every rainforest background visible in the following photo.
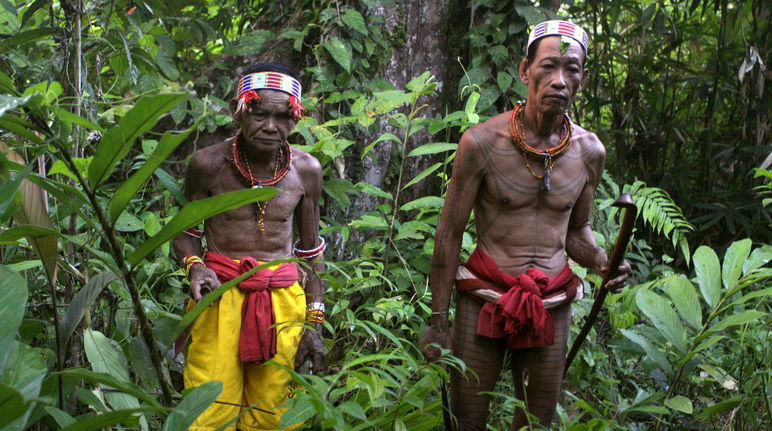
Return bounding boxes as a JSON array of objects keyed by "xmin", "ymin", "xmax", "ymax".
[{"xmin": 0, "ymin": 0, "xmax": 770, "ymax": 429}]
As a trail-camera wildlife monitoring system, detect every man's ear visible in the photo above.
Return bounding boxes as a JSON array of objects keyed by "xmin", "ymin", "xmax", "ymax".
[
  {"xmin": 229, "ymin": 98, "xmax": 241, "ymax": 127},
  {"xmin": 519, "ymin": 58, "xmax": 530, "ymax": 85}
]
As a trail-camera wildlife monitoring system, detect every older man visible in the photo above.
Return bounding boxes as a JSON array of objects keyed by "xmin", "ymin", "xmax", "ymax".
[
  {"xmin": 422, "ymin": 21, "xmax": 630, "ymax": 429},
  {"xmin": 173, "ymin": 63, "xmax": 325, "ymax": 431}
]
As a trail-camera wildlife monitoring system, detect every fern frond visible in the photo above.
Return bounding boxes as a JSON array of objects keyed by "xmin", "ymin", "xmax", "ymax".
[{"xmin": 626, "ymin": 180, "xmax": 694, "ymax": 264}]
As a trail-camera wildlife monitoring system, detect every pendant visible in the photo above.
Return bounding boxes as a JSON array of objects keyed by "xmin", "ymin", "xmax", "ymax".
[{"xmin": 543, "ymin": 152, "xmax": 552, "ymax": 192}]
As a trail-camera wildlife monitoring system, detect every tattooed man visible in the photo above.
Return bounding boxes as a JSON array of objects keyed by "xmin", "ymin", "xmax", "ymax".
[
  {"xmin": 173, "ymin": 63, "xmax": 325, "ymax": 431},
  {"xmin": 422, "ymin": 21, "xmax": 630, "ymax": 429}
]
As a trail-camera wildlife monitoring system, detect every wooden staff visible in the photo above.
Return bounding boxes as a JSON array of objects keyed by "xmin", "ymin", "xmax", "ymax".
[{"xmin": 563, "ymin": 193, "xmax": 637, "ymax": 377}]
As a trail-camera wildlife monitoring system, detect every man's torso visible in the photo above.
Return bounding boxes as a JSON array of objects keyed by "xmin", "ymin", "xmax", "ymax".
[{"xmin": 467, "ymin": 111, "xmax": 603, "ymax": 277}]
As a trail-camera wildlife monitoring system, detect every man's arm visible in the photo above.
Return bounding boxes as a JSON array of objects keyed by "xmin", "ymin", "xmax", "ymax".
[
  {"xmin": 292, "ymin": 152, "xmax": 326, "ymax": 371},
  {"xmin": 565, "ymin": 138, "xmax": 629, "ymax": 290},
  {"xmin": 422, "ymin": 130, "xmax": 485, "ymax": 361},
  {"xmin": 172, "ymin": 152, "xmax": 221, "ymax": 301}
]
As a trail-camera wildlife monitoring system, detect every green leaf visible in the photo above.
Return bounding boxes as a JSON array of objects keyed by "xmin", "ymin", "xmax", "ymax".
[
  {"xmin": 128, "ymin": 187, "xmax": 280, "ymax": 265},
  {"xmin": 403, "ymin": 162, "xmax": 441, "ymax": 190},
  {"xmin": 83, "ymin": 329, "xmax": 140, "ymax": 411},
  {"xmin": 162, "ymin": 381, "xmax": 222, "ymax": 431},
  {"xmin": 88, "ymin": 93, "xmax": 187, "ymax": 187},
  {"xmin": 0, "ymin": 225, "xmax": 60, "ymax": 244},
  {"xmin": 497, "ymin": 71, "xmax": 513, "ymax": 92},
  {"xmin": 707, "ymin": 310, "xmax": 766, "ymax": 334},
  {"xmin": 743, "ymin": 244, "xmax": 772, "ymax": 274},
  {"xmin": 114, "ymin": 212, "xmax": 144, "ymax": 232},
  {"xmin": 325, "ymin": 37, "xmax": 351, "ymax": 72},
  {"xmin": 56, "ymin": 368, "xmax": 161, "ymax": 408},
  {"xmin": 722, "ymin": 239, "xmax": 751, "ymax": 290},
  {"xmin": 0, "ymin": 95, "xmax": 32, "ymax": 121},
  {"xmin": 44, "ymin": 406, "xmax": 76, "ymax": 428},
  {"xmin": 0, "ymin": 28, "xmax": 56, "ymax": 55},
  {"xmin": 354, "ymin": 182, "xmax": 392, "ymax": 200},
  {"xmin": 400, "ymin": 196, "xmax": 444, "ymax": 212},
  {"xmin": 50, "ymin": 107, "xmax": 105, "ymax": 132},
  {"xmin": 58, "ymin": 408, "xmax": 160, "ymax": 431},
  {"xmin": 694, "ymin": 246, "xmax": 721, "ymax": 309},
  {"xmin": 694, "ymin": 395, "xmax": 741, "ymax": 419},
  {"xmin": 109, "ymin": 120, "xmax": 200, "ymax": 222},
  {"xmin": 407, "ymin": 142, "xmax": 457, "ymax": 157},
  {"xmin": 280, "ymin": 395, "xmax": 318, "ymax": 429},
  {"xmin": 0, "ymin": 265, "xmax": 27, "ymax": 369},
  {"xmin": 362, "ymin": 133, "xmax": 401, "ymax": 157},
  {"xmin": 662, "ymin": 276, "xmax": 702, "ymax": 330},
  {"xmin": 342, "ymin": 9, "xmax": 367, "ymax": 35},
  {"xmin": 0, "ymin": 383, "xmax": 28, "ymax": 429},
  {"xmin": 60, "ymin": 272, "xmax": 115, "ymax": 345},
  {"xmin": 664, "ymin": 396, "xmax": 693, "ymax": 414},
  {"xmin": 620, "ymin": 328, "xmax": 673, "ymax": 375},
  {"xmin": 636, "ymin": 289, "xmax": 687, "ymax": 353}
]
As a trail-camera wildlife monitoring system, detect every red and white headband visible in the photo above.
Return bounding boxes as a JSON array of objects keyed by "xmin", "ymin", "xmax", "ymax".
[
  {"xmin": 527, "ymin": 20, "xmax": 589, "ymax": 53},
  {"xmin": 235, "ymin": 71, "xmax": 306, "ymax": 121}
]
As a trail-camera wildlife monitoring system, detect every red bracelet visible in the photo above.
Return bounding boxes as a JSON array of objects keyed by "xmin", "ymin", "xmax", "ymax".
[{"xmin": 293, "ymin": 236, "xmax": 326, "ymax": 259}]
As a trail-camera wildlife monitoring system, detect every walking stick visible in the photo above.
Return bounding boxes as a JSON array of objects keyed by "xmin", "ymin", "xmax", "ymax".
[
  {"xmin": 563, "ymin": 193, "xmax": 637, "ymax": 377},
  {"xmin": 440, "ymin": 371, "xmax": 456, "ymax": 431}
]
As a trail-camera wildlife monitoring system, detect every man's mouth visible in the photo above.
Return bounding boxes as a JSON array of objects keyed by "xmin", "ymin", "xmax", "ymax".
[{"xmin": 547, "ymin": 94, "xmax": 567, "ymax": 100}]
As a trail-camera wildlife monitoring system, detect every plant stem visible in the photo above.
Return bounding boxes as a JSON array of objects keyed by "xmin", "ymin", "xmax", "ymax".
[{"xmin": 54, "ymin": 144, "xmax": 175, "ymax": 405}]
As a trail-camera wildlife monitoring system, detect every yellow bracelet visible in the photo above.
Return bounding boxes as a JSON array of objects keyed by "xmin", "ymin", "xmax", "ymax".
[{"xmin": 183, "ymin": 255, "xmax": 205, "ymax": 278}]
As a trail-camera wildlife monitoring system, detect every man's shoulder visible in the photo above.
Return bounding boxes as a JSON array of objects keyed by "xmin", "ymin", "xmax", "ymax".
[
  {"xmin": 460, "ymin": 111, "xmax": 510, "ymax": 150},
  {"xmin": 289, "ymin": 146, "xmax": 322, "ymax": 179},
  {"xmin": 572, "ymin": 123, "xmax": 605, "ymax": 161},
  {"xmin": 190, "ymin": 140, "xmax": 231, "ymax": 172}
]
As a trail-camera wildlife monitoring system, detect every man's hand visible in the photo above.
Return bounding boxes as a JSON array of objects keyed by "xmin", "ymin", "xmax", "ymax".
[
  {"xmin": 601, "ymin": 259, "xmax": 631, "ymax": 293},
  {"xmin": 421, "ymin": 320, "xmax": 451, "ymax": 363},
  {"xmin": 188, "ymin": 265, "xmax": 221, "ymax": 302},
  {"xmin": 295, "ymin": 324, "xmax": 325, "ymax": 373}
]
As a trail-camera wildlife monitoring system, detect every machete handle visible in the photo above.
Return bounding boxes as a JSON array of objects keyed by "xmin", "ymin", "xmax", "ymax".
[{"xmin": 563, "ymin": 193, "xmax": 637, "ymax": 377}]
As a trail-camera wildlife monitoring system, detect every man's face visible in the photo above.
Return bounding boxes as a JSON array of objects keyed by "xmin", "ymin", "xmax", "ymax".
[
  {"xmin": 232, "ymin": 89, "xmax": 295, "ymax": 151},
  {"xmin": 519, "ymin": 36, "xmax": 588, "ymax": 116}
]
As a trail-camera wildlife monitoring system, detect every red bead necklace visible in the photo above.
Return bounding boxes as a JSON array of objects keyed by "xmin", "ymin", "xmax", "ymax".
[{"xmin": 231, "ymin": 131, "xmax": 292, "ymax": 231}]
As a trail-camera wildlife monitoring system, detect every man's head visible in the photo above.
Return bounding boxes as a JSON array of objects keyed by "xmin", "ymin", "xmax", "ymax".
[
  {"xmin": 519, "ymin": 20, "xmax": 589, "ymax": 116},
  {"xmin": 230, "ymin": 63, "xmax": 305, "ymax": 150}
]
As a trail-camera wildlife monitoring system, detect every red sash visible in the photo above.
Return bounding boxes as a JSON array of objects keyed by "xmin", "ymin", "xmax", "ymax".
[
  {"xmin": 205, "ymin": 252, "xmax": 298, "ymax": 364},
  {"xmin": 457, "ymin": 248, "xmax": 580, "ymax": 349}
]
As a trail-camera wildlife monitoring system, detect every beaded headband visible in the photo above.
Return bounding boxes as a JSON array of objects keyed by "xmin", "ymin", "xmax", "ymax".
[
  {"xmin": 235, "ymin": 71, "xmax": 306, "ymax": 121},
  {"xmin": 527, "ymin": 20, "xmax": 589, "ymax": 54}
]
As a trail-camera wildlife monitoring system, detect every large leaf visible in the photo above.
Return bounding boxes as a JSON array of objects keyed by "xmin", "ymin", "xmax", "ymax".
[
  {"xmin": 58, "ymin": 408, "xmax": 161, "ymax": 431},
  {"xmin": 1, "ymin": 143, "xmax": 58, "ymax": 283},
  {"xmin": 721, "ymin": 238, "xmax": 751, "ymax": 290},
  {"xmin": 706, "ymin": 310, "xmax": 767, "ymax": 334},
  {"xmin": 3, "ymin": 341, "xmax": 46, "ymax": 431},
  {"xmin": 128, "ymin": 187, "xmax": 280, "ymax": 265},
  {"xmin": 60, "ymin": 272, "xmax": 115, "ymax": 345},
  {"xmin": 108, "ymin": 119, "xmax": 202, "ymax": 222},
  {"xmin": 162, "ymin": 381, "xmax": 222, "ymax": 431},
  {"xmin": 664, "ymin": 396, "xmax": 693, "ymax": 414},
  {"xmin": 663, "ymin": 276, "xmax": 702, "ymax": 330},
  {"xmin": 88, "ymin": 93, "xmax": 187, "ymax": 187},
  {"xmin": 743, "ymin": 244, "xmax": 772, "ymax": 274},
  {"xmin": 83, "ymin": 329, "xmax": 140, "ymax": 412},
  {"xmin": 0, "ymin": 28, "xmax": 56, "ymax": 55},
  {"xmin": 56, "ymin": 368, "xmax": 161, "ymax": 408},
  {"xmin": 0, "ymin": 265, "xmax": 27, "ymax": 369},
  {"xmin": 0, "ymin": 383, "xmax": 28, "ymax": 429},
  {"xmin": 620, "ymin": 328, "xmax": 673, "ymax": 375},
  {"xmin": 693, "ymin": 246, "xmax": 721, "ymax": 309},
  {"xmin": 636, "ymin": 289, "xmax": 688, "ymax": 353},
  {"xmin": 325, "ymin": 37, "xmax": 351, "ymax": 72}
]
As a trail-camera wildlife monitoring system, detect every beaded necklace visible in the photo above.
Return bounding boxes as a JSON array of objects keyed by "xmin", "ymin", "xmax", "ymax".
[
  {"xmin": 509, "ymin": 100, "xmax": 572, "ymax": 192},
  {"xmin": 231, "ymin": 131, "xmax": 292, "ymax": 231}
]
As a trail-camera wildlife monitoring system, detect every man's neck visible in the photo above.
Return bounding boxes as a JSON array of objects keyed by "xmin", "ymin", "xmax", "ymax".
[
  {"xmin": 240, "ymin": 140, "xmax": 280, "ymax": 168},
  {"xmin": 524, "ymin": 103, "xmax": 565, "ymax": 142}
]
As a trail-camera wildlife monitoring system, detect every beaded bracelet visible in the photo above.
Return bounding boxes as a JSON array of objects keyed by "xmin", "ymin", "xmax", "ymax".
[
  {"xmin": 183, "ymin": 255, "xmax": 205, "ymax": 278},
  {"xmin": 306, "ymin": 301, "xmax": 325, "ymax": 324},
  {"xmin": 293, "ymin": 236, "xmax": 326, "ymax": 259}
]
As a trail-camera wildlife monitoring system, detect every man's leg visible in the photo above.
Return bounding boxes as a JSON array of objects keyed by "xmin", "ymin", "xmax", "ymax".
[
  {"xmin": 451, "ymin": 293, "xmax": 506, "ymax": 430},
  {"xmin": 510, "ymin": 304, "xmax": 571, "ymax": 430}
]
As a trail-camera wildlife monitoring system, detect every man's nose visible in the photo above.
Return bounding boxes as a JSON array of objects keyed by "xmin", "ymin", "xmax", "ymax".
[{"xmin": 552, "ymin": 70, "xmax": 567, "ymax": 89}]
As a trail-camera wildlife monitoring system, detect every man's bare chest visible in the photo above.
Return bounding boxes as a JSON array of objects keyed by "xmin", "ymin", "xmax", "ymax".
[{"xmin": 479, "ymin": 148, "xmax": 587, "ymax": 212}]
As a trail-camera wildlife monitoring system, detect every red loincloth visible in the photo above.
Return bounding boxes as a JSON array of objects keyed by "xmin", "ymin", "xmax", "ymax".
[
  {"xmin": 205, "ymin": 252, "xmax": 298, "ymax": 364},
  {"xmin": 456, "ymin": 247, "xmax": 581, "ymax": 349}
]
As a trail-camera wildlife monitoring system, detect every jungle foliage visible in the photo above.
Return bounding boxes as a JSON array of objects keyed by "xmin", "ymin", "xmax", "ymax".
[{"xmin": 0, "ymin": 0, "xmax": 769, "ymax": 430}]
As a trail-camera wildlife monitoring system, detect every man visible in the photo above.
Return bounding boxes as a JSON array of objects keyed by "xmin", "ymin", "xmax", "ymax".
[
  {"xmin": 421, "ymin": 21, "xmax": 630, "ymax": 429},
  {"xmin": 173, "ymin": 63, "xmax": 326, "ymax": 431}
]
